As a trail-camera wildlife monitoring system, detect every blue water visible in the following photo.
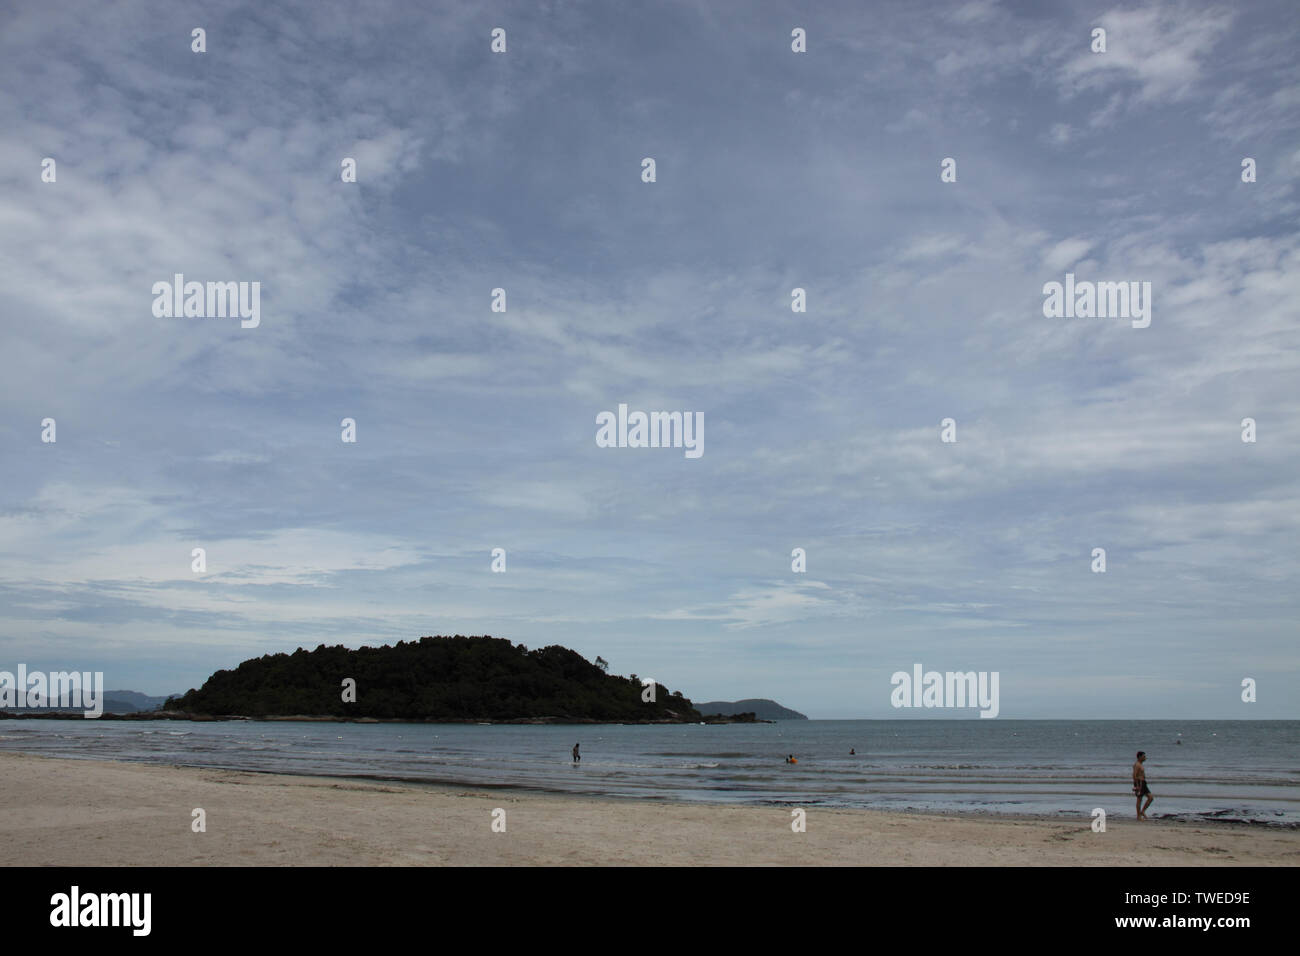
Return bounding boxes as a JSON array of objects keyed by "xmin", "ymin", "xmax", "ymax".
[{"xmin": 2, "ymin": 718, "xmax": 1296, "ymax": 826}]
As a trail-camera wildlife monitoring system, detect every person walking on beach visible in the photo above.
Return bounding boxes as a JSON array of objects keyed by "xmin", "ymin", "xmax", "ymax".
[
  {"xmin": 572, "ymin": 743, "xmax": 580, "ymax": 763},
  {"xmin": 1132, "ymin": 751, "xmax": 1153, "ymax": 820}
]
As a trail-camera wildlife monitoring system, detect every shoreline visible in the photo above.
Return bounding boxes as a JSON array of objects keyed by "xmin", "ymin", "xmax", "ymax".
[
  {"xmin": 0, "ymin": 711, "xmax": 768, "ymax": 724},
  {"xmin": 3, "ymin": 751, "xmax": 1296, "ymax": 866}
]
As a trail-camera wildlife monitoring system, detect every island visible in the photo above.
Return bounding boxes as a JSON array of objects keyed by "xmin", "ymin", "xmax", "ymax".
[
  {"xmin": 156, "ymin": 635, "xmax": 759, "ymax": 724},
  {"xmin": 694, "ymin": 698, "xmax": 808, "ymax": 720}
]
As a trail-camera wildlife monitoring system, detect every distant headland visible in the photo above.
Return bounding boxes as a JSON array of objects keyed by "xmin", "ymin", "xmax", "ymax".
[{"xmin": 693, "ymin": 699, "xmax": 808, "ymax": 720}]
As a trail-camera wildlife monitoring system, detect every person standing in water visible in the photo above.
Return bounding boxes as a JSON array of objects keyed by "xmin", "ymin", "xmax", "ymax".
[
  {"xmin": 1132, "ymin": 751, "xmax": 1153, "ymax": 820},
  {"xmin": 572, "ymin": 743, "xmax": 580, "ymax": 763}
]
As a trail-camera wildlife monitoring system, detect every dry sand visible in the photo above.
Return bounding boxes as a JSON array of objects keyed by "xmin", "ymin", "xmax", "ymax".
[{"xmin": 2, "ymin": 751, "xmax": 1295, "ymax": 866}]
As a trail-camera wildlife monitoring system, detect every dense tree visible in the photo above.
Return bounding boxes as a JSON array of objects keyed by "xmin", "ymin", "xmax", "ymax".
[{"xmin": 165, "ymin": 636, "xmax": 704, "ymax": 721}]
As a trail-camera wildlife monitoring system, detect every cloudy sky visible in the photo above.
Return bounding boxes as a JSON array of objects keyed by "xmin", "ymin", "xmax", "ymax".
[{"xmin": 1, "ymin": 0, "xmax": 1297, "ymax": 718}]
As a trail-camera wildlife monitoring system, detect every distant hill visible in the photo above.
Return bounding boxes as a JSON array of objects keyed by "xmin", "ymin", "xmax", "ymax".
[
  {"xmin": 6, "ymin": 690, "xmax": 172, "ymax": 714},
  {"xmin": 166, "ymin": 636, "xmax": 709, "ymax": 722},
  {"xmin": 696, "ymin": 698, "xmax": 807, "ymax": 720},
  {"xmin": 102, "ymin": 691, "xmax": 173, "ymax": 713}
]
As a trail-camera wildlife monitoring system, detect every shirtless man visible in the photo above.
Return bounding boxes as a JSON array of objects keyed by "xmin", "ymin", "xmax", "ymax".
[{"xmin": 1132, "ymin": 751, "xmax": 1153, "ymax": 820}]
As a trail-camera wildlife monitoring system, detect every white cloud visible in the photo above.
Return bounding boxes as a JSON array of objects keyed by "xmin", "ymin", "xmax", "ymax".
[{"xmin": 1060, "ymin": 4, "xmax": 1233, "ymax": 104}]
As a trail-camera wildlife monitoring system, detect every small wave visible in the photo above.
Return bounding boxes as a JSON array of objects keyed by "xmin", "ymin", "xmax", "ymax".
[{"xmin": 650, "ymin": 751, "xmax": 750, "ymax": 758}]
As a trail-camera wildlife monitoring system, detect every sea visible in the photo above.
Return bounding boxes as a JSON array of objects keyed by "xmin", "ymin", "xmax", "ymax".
[{"xmin": 2, "ymin": 718, "xmax": 1296, "ymax": 826}]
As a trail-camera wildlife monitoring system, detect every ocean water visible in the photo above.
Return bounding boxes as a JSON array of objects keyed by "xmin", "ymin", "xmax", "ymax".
[{"xmin": 2, "ymin": 718, "xmax": 1296, "ymax": 826}]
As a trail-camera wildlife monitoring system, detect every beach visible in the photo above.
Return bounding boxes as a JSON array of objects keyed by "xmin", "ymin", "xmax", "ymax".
[{"xmin": 2, "ymin": 752, "xmax": 1294, "ymax": 866}]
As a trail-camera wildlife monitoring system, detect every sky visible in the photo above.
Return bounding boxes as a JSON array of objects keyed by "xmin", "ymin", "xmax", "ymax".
[{"xmin": 0, "ymin": 0, "xmax": 1297, "ymax": 718}]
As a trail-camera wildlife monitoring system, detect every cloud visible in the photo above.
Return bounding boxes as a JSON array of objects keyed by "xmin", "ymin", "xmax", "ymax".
[
  {"xmin": 1060, "ymin": 4, "xmax": 1234, "ymax": 105},
  {"xmin": 0, "ymin": 0, "xmax": 1295, "ymax": 716},
  {"xmin": 1042, "ymin": 238, "xmax": 1094, "ymax": 272}
]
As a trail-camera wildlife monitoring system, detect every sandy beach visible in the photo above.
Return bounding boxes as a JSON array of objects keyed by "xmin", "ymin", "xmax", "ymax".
[{"xmin": 2, "ymin": 751, "xmax": 1295, "ymax": 866}]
